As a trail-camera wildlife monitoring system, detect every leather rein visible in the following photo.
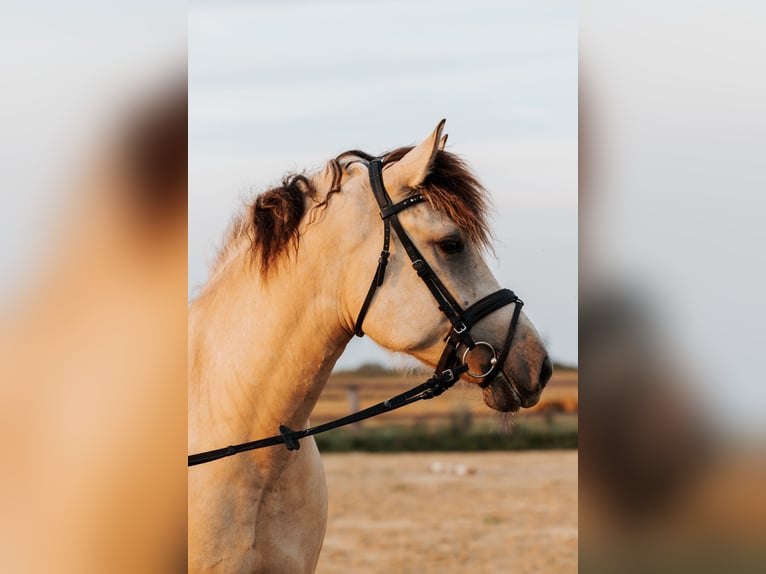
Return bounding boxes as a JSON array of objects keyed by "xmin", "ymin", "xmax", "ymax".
[{"xmin": 188, "ymin": 158, "xmax": 523, "ymax": 467}]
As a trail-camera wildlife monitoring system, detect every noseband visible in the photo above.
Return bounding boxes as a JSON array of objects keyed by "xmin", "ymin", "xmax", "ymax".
[{"xmin": 354, "ymin": 158, "xmax": 523, "ymax": 389}]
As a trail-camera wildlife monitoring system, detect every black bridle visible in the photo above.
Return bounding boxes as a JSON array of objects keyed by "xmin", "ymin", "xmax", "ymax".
[
  {"xmin": 188, "ymin": 158, "xmax": 523, "ymax": 467},
  {"xmin": 354, "ymin": 158, "xmax": 523, "ymax": 387}
]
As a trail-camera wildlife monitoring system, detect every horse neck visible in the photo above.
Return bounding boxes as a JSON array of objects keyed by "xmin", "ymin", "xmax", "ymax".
[{"xmin": 189, "ymin": 243, "xmax": 351, "ymax": 448}]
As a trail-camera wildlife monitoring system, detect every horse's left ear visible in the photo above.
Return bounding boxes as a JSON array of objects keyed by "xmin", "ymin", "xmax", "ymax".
[{"xmin": 383, "ymin": 119, "xmax": 446, "ymax": 195}]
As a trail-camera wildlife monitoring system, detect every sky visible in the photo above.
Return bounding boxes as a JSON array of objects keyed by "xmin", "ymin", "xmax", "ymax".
[{"xmin": 189, "ymin": 0, "xmax": 577, "ymax": 370}]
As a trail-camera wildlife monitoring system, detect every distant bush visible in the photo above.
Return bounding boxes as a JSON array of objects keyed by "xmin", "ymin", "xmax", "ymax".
[
  {"xmin": 335, "ymin": 363, "xmax": 396, "ymax": 377},
  {"xmin": 551, "ymin": 361, "xmax": 578, "ymax": 372},
  {"xmin": 314, "ymin": 420, "xmax": 577, "ymax": 452}
]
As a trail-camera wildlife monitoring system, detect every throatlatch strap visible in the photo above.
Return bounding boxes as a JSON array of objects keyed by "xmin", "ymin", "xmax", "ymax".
[
  {"xmin": 354, "ymin": 219, "xmax": 390, "ymax": 337},
  {"xmin": 355, "ymin": 159, "xmax": 430, "ymax": 337}
]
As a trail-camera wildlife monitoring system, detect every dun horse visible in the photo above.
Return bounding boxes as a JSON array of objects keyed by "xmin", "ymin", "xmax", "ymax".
[{"xmin": 188, "ymin": 121, "xmax": 552, "ymax": 573}]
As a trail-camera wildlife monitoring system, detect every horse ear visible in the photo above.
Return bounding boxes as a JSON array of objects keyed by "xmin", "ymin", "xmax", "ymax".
[
  {"xmin": 438, "ymin": 133, "xmax": 448, "ymax": 151},
  {"xmin": 382, "ymin": 119, "xmax": 446, "ymax": 194}
]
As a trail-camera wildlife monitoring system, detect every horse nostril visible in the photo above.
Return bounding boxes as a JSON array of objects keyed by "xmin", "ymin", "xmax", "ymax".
[{"xmin": 538, "ymin": 355, "xmax": 553, "ymax": 390}]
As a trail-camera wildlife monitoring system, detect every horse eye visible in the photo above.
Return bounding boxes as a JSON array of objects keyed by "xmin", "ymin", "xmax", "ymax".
[{"xmin": 438, "ymin": 239, "xmax": 464, "ymax": 255}]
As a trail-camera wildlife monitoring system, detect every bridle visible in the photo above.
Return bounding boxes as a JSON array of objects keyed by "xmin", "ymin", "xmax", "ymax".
[
  {"xmin": 354, "ymin": 157, "xmax": 524, "ymax": 389},
  {"xmin": 188, "ymin": 157, "xmax": 524, "ymax": 467}
]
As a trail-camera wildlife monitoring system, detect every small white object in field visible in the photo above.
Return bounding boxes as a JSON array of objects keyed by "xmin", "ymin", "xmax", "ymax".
[{"xmin": 428, "ymin": 461, "xmax": 476, "ymax": 476}]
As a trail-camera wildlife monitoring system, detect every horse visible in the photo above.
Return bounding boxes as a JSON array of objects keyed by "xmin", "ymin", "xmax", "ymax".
[{"xmin": 188, "ymin": 120, "xmax": 552, "ymax": 573}]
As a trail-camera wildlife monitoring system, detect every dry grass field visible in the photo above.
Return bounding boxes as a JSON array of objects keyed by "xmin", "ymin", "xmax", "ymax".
[
  {"xmin": 316, "ymin": 451, "xmax": 578, "ymax": 574},
  {"xmin": 312, "ymin": 368, "xmax": 578, "ymax": 572}
]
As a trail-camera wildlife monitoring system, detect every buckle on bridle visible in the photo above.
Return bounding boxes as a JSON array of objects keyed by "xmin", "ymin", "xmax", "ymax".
[
  {"xmin": 375, "ymin": 250, "xmax": 390, "ymax": 286},
  {"xmin": 412, "ymin": 259, "xmax": 429, "ymax": 277},
  {"xmin": 453, "ymin": 322, "xmax": 468, "ymax": 335}
]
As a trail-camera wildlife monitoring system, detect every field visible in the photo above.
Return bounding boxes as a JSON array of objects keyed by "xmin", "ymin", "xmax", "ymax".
[
  {"xmin": 313, "ymin": 368, "xmax": 578, "ymax": 572},
  {"xmin": 316, "ymin": 451, "xmax": 578, "ymax": 574}
]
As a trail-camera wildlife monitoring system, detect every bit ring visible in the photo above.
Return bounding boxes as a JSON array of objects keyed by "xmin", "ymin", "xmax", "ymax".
[{"xmin": 462, "ymin": 341, "xmax": 498, "ymax": 379}]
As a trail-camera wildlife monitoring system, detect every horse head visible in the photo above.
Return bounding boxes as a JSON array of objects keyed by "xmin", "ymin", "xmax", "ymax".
[{"xmin": 310, "ymin": 120, "xmax": 552, "ymax": 412}]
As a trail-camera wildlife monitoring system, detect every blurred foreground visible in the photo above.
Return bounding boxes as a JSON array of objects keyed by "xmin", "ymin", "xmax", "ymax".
[
  {"xmin": 580, "ymin": 289, "xmax": 766, "ymax": 572},
  {"xmin": 0, "ymin": 5, "xmax": 187, "ymax": 566},
  {"xmin": 580, "ymin": 1, "xmax": 766, "ymax": 571}
]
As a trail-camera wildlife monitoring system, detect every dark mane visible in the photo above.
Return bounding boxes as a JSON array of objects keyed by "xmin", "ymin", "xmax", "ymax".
[
  {"xmin": 215, "ymin": 147, "xmax": 490, "ymax": 277},
  {"xmin": 250, "ymin": 174, "xmax": 311, "ymax": 274}
]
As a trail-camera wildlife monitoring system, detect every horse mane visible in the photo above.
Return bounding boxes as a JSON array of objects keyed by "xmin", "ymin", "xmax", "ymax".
[
  {"xmin": 383, "ymin": 146, "xmax": 492, "ymax": 250},
  {"xmin": 213, "ymin": 147, "xmax": 491, "ymax": 279}
]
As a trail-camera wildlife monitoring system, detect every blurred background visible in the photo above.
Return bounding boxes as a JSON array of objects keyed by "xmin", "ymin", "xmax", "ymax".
[{"xmin": 0, "ymin": 2, "xmax": 187, "ymax": 573}]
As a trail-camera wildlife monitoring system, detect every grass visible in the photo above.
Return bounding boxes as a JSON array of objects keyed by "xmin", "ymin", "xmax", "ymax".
[{"xmin": 314, "ymin": 413, "xmax": 578, "ymax": 453}]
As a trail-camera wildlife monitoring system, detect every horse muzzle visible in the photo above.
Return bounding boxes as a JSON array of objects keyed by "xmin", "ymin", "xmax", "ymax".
[{"xmin": 461, "ymin": 339, "xmax": 553, "ymax": 412}]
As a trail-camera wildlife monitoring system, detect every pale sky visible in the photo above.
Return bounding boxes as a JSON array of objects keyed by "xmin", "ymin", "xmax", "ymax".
[{"xmin": 189, "ymin": 0, "xmax": 577, "ymax": 369}]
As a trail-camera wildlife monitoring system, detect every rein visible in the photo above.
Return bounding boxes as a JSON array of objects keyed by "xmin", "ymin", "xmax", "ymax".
[
  {"xmin": 188, "ymin": 365, "xmax": 466, "ymax": 466},
  {"xmin": 188, "ymin": 157, "xmax": 523, "ymax": 467}
]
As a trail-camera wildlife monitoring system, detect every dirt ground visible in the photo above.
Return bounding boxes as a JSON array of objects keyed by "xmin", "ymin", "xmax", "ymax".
[{"xmin": 316, "ymin": 451, "xmax": 577, "ymax": 574}]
